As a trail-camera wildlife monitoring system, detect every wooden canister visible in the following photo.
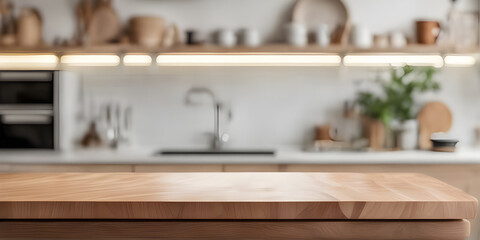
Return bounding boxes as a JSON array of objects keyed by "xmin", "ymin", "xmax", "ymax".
[
  {"xmin": 363, "ymin": 117, "xmax": 385, "ymax": 150},
  {"xmin": 315, "ymin": 125, "xmax": 332, "ymax": 140}
]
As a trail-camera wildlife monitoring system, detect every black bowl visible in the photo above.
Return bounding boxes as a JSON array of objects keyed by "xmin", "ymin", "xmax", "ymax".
[{"xmin": 431, "ymin": 139, "xmax": 459, "ymax": 152}]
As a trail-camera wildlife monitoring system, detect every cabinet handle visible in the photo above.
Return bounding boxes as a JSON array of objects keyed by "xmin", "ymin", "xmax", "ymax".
[
  {"xmin": 0, "ymin": 72, "xmax": 52, "ymax": 81},
  {"xmin": 1, "ymin": 115, "xmax": 51, "ymax": 124}
]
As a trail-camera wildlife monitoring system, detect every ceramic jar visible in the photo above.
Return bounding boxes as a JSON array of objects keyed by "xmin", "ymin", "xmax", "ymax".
[
  {"xmin": 350, "ymin": 25, "xmax": 373, "ymax": 49},
  {"xmin": 315, "ymin": 24, "xmax": 330, "ymax": 47},
  {"xmin": 399, "ymin": 119, "xmax": 419, "ymax": 150},
  {"xmin": 218, "ymin": 29, "xmax": 237, "ymax": 47},
  {"xmin": 286, "ymin": 22, "xmax": 307, "ymax": 47},
  {"xmin": 241, "ymin": 28, "xmax": 261, "ymax": 47},
  {"xmin": 390, "ymin": 32, "xmax": 407, "ymax": 48}
]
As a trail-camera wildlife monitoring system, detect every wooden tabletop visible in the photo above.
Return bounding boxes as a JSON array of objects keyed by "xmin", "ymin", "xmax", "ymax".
[{"xmin": 0, "ymin": 172, "xmax": 476, "ymax": 220}]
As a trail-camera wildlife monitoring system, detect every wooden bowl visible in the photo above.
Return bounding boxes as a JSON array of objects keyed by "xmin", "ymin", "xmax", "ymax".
[{"xmin": 129, "ymin": 16, "xmax": 165, "ymax": 48}]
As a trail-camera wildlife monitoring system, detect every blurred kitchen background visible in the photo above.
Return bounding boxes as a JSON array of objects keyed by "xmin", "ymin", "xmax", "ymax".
[
  {"xmin": 1, "ymin": 0, "xmax": 478, "ymax": 152},
  {"xmin": 2, "ymin": 0, "xmax": 480, "ymax": 237}
]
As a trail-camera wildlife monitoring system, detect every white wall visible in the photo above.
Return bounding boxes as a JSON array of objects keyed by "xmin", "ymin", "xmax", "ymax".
[{"xmin": 10, "ymin": 0, "xmax": 480, "ymax": 149}]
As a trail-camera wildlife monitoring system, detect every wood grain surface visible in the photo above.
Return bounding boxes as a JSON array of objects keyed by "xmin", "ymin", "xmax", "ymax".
[
  {"xmin": 0, "ymin": 220, "xmax": 470, "ymax": 240},
  {"xmin": 0, "ymin": 172, "xmax": 476, "ymax": 220}
]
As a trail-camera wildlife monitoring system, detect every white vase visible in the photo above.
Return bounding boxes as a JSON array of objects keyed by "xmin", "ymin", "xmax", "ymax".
[{"xmin": 399, "ymin": 119, "xmax": 418, "ymax": 150}]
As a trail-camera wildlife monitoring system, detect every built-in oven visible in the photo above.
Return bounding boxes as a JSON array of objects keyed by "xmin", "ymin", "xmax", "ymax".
[{"xmin": 0, "ymin": 71, "xmax": 58, "ymax": 149}]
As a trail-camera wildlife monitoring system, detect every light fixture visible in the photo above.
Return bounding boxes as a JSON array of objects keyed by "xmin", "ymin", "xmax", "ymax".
[
  {"xmin": 156, "ymin": 54, "xmax": 342, "ymax": 66},
  {"xmin": 123, "ymin": 54, "xmax": 152, "ymax": 66},
  {"xmin": 444, "ymin": 55, "xmax": 476, "ymax": 67},
  {"xmin": 343, "ymin": 54, "xmax": 444, "ymax": 68},
  {"xmin": 0, "ymin": 54, "xmax": 58, "ymax": 69},
  {"xmin": 61, "ymin": 54, "xmax": 120, "ymax": 66}
]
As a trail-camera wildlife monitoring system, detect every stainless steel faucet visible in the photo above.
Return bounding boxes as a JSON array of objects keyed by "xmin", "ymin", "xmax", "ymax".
[{"xmin": 185, "ymin": 87, "xmax": 230, "ymax": 150}]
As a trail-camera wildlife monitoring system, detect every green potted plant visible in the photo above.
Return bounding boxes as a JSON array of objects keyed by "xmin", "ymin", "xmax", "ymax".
[{"xmin": 356, "ymin": 65, "xmax": 440, "ymax": 149}]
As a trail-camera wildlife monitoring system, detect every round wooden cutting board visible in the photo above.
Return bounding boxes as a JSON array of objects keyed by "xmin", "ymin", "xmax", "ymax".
[{"xmin": 417, "ymin": 101, "xmax": 452, "ymax": 150}]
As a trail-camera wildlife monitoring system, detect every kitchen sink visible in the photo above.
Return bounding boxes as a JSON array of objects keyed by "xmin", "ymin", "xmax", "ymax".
[{"xmin": 158, "ymin": 149, "xmax": 275, "ymax": 156}]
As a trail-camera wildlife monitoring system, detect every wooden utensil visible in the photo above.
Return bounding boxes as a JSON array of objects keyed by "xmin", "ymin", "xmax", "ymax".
[
  {"xmin": 417, "ymin": 101, "xmax": 453, "ymax": 150},
  {"xmin": 17, "ymin": 8, "xmax": 43, "ymax": 47},
  {"xmin": 83, "ymin": 0, "xmax": 93, "ymax": 27},
  {"xmin": 88, "ymin": 0, "xmax": 120, "ymax": 45},
  {"xmin": 292, "ymin": 0, "xmax": 350, "ymax": 45},
  {"xmin": 75, "ymin": 3, "xmax": 85, "ymax": 45},
  {"xmin": 75, "ymin": 0, "xmax": 93, "ymax": 45},
  {"xmin": 0, "ymin": 0, "xmax": 8, "ymax": 32},
  {"xmin": 0, "ymin": 0, "xmax": 16, "ymax": 46},
  {"xmin": 0, "ymin": 0, "xmax": 15, "ymax": 39},
  {"xmin": 162, "ymin": 23, "xmax": 181, "ymax": 48}
]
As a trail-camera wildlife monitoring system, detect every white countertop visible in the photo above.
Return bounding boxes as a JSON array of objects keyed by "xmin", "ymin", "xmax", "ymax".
[{"xmin": 0, "ymin": 147, "xmax": 480, "ymax": 165}]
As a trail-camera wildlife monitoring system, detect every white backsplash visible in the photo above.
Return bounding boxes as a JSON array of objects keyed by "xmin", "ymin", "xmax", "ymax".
[{"xmin": 76, "ymin": 67, "xmax": 480, "ymax": 149}]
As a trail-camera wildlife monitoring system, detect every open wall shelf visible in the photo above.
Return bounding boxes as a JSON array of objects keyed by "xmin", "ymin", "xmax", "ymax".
[{"xmin": 0, "ymin": 44, "xmax": 477, "ymax": 55}]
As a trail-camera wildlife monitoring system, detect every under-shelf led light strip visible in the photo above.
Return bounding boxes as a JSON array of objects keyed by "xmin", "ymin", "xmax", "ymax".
[
  {"xmin": 155, "ymin": 54, "xmax": 342, "ymax": 66},
  {"xmin": 444, "ymin": 55, "xmax": 477, "ymax": 67},
  {"xmin": 0, "ymin": 53, "xmax": 476, "ymax": 68},
  {"xmin": 61, "ymin": 54, "xmax": 120, "ymax": 66},
  {"xmin": 0, "ymin": 54, "xmax": 58, "ymax": 69},
  {"xmin": 123, "ymin": 54, "xmax": 152, "ymax": 66},
  {"xmin": 343, "ymin": 54, "xmax": 445, "ymax": 68}
]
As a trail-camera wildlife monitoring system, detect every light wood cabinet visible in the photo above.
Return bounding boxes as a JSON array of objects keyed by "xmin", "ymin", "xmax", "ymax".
[
  {"xmin": 134, "ymin": 164, "xmax": 223, "ymax": 172},
  {"xmin": 281, "ymin": 164, "xmax": 479, "ymax": 240},
  {"xmin": 0, "ymin": 164, "xmax": 11, "ymax": 172},
  {"xmin": 280, "ymin": 164, "xmax": 475, "ymax": 192},
  {"xmin": 464, "ymin": 173, "xmax": 480, "ymax": 240},
  {"xmin": 6, "ymin": 164, "xmax": 134, "ymax": 172},
  {"xmin": 223, "ymin": 164, "xmax": 280, "ymax": 172}
]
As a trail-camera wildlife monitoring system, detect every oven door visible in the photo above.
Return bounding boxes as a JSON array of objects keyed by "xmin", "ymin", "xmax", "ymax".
[
  {"xmin": 0, "ymin": 71, "xmax": 54, "ymax": 106},
  {"xmin": 0, "ymin": 112, "xmax": 55, "ymax": 149}
]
